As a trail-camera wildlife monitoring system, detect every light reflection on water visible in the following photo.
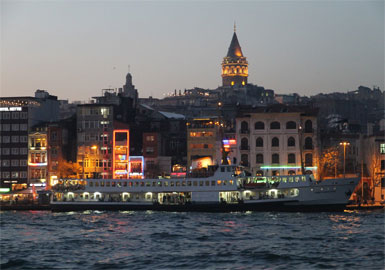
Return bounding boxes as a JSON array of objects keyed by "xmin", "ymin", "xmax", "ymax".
[{"xmin": 0, "ymin": 210, "xmax": 384, "ymax": 270}]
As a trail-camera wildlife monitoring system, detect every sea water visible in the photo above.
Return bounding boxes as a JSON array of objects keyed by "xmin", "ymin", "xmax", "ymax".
[{"xmin": 1, "ymin": 210, "xmax": 384, "ymax": 269}]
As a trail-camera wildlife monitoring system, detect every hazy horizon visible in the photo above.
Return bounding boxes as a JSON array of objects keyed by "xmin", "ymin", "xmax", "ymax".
[{"xmin": 1, "ymin": 0, "xmax": 384, "ymax": 102}]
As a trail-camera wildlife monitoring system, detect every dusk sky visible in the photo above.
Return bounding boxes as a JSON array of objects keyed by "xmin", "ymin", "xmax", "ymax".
[{"xmin": 1, "ymin": 0, "xmax": 384, "ymax": 101}]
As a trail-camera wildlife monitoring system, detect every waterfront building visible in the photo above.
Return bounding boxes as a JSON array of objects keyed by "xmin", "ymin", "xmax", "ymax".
[
  {"xmin": 187, "ymin": 117, "xmax": 222, "ymax": 170},
  {"xmin": 76, "ymin": 104, "xmax": 114, "ymax": 179},
  {"xmin": 28, "ymin": 125, "xmax": 48, "ymax": 187},
  {"xmin": 0, "ymin": 90, "xmax": 59, "ymax": 190},
  {"xmin": 235, "ymin": 105, "xmax": 319, "ymax": 176}
]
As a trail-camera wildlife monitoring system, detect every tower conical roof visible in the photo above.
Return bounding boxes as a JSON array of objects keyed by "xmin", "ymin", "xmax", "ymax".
[{"xmin": 226, "ymin": 32, "xmax": 243, "ymax": 58}]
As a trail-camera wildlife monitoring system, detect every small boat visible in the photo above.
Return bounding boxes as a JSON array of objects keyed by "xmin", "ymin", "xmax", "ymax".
[{"xmin": 50, "ymin": 165, "xmax": 359, "ymax": 212}]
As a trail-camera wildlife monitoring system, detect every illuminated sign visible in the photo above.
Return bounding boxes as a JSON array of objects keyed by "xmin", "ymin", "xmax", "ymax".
[
  {"xmin": 260, "ymin": 165, "xmax": 318, "ymax": 170},
  {"xmin": 0, "ymin": 107, "xmax": 22, "ymax": 111},
  {"xmin": 28, "ymin": 162, "xmax": 48, "ymax": 167},
  {"xmin": 129, "ymin": 156, "xmax": 144, "ymax": 179},
  {"xmin": 113, "ymin": 130, "xmax": 129, "ymax": 179},
  {"xmin": 0, "ymin": 188, "xmax": 10, "ymax": 193}
]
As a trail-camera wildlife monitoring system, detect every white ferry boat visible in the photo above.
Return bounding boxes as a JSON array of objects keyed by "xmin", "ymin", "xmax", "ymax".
[{"xmin": 50, "ymin": 165, "xmax": 359, "ymax": 212}]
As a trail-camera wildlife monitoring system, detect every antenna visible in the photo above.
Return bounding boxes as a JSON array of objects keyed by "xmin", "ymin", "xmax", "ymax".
[
  {"xmin": 234, "ymin": 21, "xmax": 236, "ymax": 32},
  {"xmin": 128, "ymin": 65, "xmax": 130, "ymax": 73}
]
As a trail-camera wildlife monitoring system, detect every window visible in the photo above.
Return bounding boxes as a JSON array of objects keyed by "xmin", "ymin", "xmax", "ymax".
[
  {"xmin": 146, "ymin": 147, "xmax": 154, "ymax": 154},
  {"xmin": 2, "ymin": 172, "xmax": 10, "ymax": 178},
  {"xmin": 288, "ymin": 154, "xmax": 296, "ymax": 164},
  {"xmin": 3, "ymin": 112, "xmax": 10, "ymax": 119},
  {"xmin": 254, "ymin": 121, "xmax": 265, "ymax": 130},
  {"xmin": 241, "ymin": 121, "xmax": 249, "ymax": 132},
  {"xmin": 286, "ymin": 121, "xmax": 296, "ymax": 129},
  {"xmin": 270, "ymin": 121, "xmax": 280, "ymax": 129},
  {"xmin": 3, "ymin": 136, "xmax": 10, "ymax": 143},
  {"xmin": 11, "ymin": 148, "xmax": 19, "ymax": 155},
  {"xmin": 11, "ymin": 124, "xmax": 19, "ymax": 131},
  {"xmin": 381, "ymin": 160, "xmax": 385, "ymax": 171},
  {"xmin": 304, "ymin": 137, "xmax": 313, "ymax": 150},
  {"xmin": 380, "ymin": 144, "xmax": 385, "ymax": 154},
  {"xmin": 256, "ymin": 154, "xmax": 263, "ymax": 164},
  {"xmin": 305, "ymin": 120, "xmax": 313, "ymax": 133},
  {"xmin": 11, "ymin": 112, "xmax": 19, "ymax": 119},
  {"xmin": 272, "ymin": 137, "xmax": 279, "ymax": 147},
  {"xmin": 20, "ymin": 160, "xmax": 27, "ymax": 166},
  {"xmin": 20, "ymin": 112, "xmax": 28, "ymax": 119},
  {"xmin": 11, "ymin": 160, "xmax": 19, "ymax": 167},
  {"xmin": 20, "ymin": 124, "xmax": 28, "ymax": 131},
  {"xmin": 146, "ymin": 135, "xmax": 155, "ymax": 142},
  {"xmin": 288, "ymin": 137, "xmax": 295, "ymax": 147},
  {"xmin": 3, "ymin": 124, "xmax": 10, "ymax": 131},
  {"xmin": 241, "ymin": 154, "xmax": 249, "ymax": 166},
  {"xmin": 2, "ymin": 160, "xmax": 10, "ymax": 167},
  {"xmin": 305, "ymin": 153, "xmax": 313, "ymax": 166},
  {"xmin": 20, "ymin": 171, "xmax": 27, "ymax": 178},
  {"xmin": 11, "ymin": 172, "xmax": 19, "ymax": 178},
  {"xmin": 256, "ymin": 137, "xmax": 263, "ymax": 147},
  {"xmin": 11, "ymin": 136, "xmax": 19, "ymax": 143},
  {"xmin": 272, "ymin": 153, "xmax": 279, "ymax": 164},
  {"xmin": 2, "ymin": 148, "xmax": 10, "ymax": 155},
  {"xmin": 20, "ymin": 148, "xmax": 28, "ymax": 155},
  {"xmin": 241, "ymin": 138, "xmax": 248, "ymax": 150}
]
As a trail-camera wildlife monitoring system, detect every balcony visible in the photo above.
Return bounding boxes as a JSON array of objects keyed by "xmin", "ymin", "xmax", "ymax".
[
  {"xmin": 240, "ymin": 129, "xmax": 250, "ymax": 134},
  {"xmin": 240, "ymin": 145, "xmax": 250, "ymax": 150}
]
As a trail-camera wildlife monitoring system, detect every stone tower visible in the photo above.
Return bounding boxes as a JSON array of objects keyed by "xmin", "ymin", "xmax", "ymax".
[{"xmin": 221, "ymin": 27, "xmax": 248, "ymax": 87}]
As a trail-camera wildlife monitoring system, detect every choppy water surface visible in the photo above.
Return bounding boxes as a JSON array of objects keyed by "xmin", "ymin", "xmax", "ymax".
[{"xmin": 1, "ymin": 210, "xmax": 384, "ymax": 270}]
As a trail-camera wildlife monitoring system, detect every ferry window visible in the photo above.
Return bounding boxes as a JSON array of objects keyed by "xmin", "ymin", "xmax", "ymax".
[
  {"xmin": 171, "ymin": 181, "xmax": 174, "ymax": 187},
  {"xmin": 182, "ymin": 181, "xmax": 186, "ymax": 186},
  {"xmin": 101, "ymin": 181, "xmax": 105, "ymax": 187},
  {"xmin": 85, "ymin": 194, "xmax": 89, "ymax": 199},
  {"xmin": 146, "ymin": 182, "xmax": 151, "ymax": 187},
  {"xmin": 282, "ymin": 177, "xmax": 287, "ymax": 183},
  {"xmin": 106, "ymin": 181, "xmax": 110, "ymax": 187},
  {"xmin": 112, "ymin": 181, "xmax": 116, "ymax": 187},
  {"xmin": 89, "ymin": 182, "xmax": 93, "ymax": 187},
  {"xmin": 117, "ymin": 182, "xmax": 121, "ymax": 187},
  {"xmin": 164, "ymin": 181, "xmax": 169, "ymax": 187},
  {"xmin": 223, "ymin": 180, "xmax": 227, "ymax": 186},
  {"xmin": 217, "ymin": 180, "xmax": 222, "ymax": 185},
  {"xmin": 295, "ymin": 177, "xmax": 299, "ymax": 182},
  {"xmin": 95, "ymin": 182, "xmax": 99, "ymax": 187},
  {"xmin": 135, "ymin": 182, "xmax": 139, "ymax": 187},
  {"xmin": 205, "ymin": 181, "xmax": 209, "ymax": 186},
  {"xmin": 152, "ymin": 181, "xmax": 156, "ymax": 187},
  {"xmin": 227, "ymin": 167, "xmax": 231, "ymax": 172},
  {"xmin": 124, "ymin": 182, "xmax": 127, "ymax": 187},
  {"xmin": 229, "ymin": 180, "xmax": 233, "ymax": 185},
  {"xmin": 199, "ymin": 181, "xmax": 203, "ymax": 186},
  {"xmin": 211, "ymin": 181, "xmax": 216, "ymax": 186},
  {"xmin": 176, "ymin": 181, "xmax": 180, "ymax": 186},
  {"xmin": 193, "ymin": 181, "xmax": 198, "ymax": 186},
  {"xmin": 289, "ymin": 177, "xmax": 293, "ymax": 183},
  {"xmin": 141, "ymin": 182, "xmax": 144, "ymax": 187},
  {"xmin": 158, "ymin": 181, "xmax": 162, "ymax": 187},
  {"xmin": 187, "ymin": 181, "xmax": 192, "ymax": 186},
  {"xmin": 221, "ymin": 167, "xmax": 225, "ymax": 172}
]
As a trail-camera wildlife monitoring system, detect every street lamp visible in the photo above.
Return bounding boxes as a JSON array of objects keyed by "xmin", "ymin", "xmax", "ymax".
[
  {"xmin": 339, "ymin": 142, "xmax": 350, "ymax": 178},
  {"xmin": 91, "ymin": 145, "xmax": 98, "ymax": 178}
]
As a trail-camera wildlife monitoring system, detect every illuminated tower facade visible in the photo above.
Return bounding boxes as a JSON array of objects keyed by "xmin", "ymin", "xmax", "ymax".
[{"xmin": 221, "ymin": 27, "xmax": 248, "ymax": 87}]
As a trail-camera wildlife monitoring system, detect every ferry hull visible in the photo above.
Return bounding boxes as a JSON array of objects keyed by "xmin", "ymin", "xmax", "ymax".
[{"xmin": 50, "ymin": 201, "xmax": 348, "ymax": 212}]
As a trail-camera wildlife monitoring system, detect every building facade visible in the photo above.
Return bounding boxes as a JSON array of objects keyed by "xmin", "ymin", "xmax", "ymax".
[{"xmin": 236, "ymin": 105, "xmax": 318, "ymax": 176}]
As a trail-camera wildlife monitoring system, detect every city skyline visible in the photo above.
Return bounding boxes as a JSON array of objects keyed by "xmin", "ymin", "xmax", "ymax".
[{"xmin": 1, "ymin": 1, "xmax": 384, "ymax": 101}]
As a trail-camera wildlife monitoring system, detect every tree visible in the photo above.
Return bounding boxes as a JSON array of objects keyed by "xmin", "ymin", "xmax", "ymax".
[
  {"xmin": 316, "ymin": 146, "xmax": 340, "ymax": 180},
  {"xmin": 57, "ymin": 160, "xmax": 82, "ymax": 179}
]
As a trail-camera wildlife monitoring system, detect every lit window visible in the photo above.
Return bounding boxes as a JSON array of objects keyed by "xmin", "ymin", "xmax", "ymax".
[{"xmin": 380, "ymin": 144, "xmax": 385, "ymax": 154}]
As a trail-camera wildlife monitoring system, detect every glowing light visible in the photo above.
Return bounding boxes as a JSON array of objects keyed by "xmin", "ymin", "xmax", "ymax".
[
  {"xmin": 260, "ymin": 165, "xmax": 318, "ymax": 170},
  {"xmin": 0, "ymin": 188, "xmax": 10, "ymax": 193},
  {"xmin": 28, "ymin": 162, "xmax": 47, "ymax": 166}
]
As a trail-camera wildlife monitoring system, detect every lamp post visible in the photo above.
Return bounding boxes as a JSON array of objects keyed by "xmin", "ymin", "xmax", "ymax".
[{"xmin": 339, "ymin": 142, "xmax": 350, "ymax": 178}]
